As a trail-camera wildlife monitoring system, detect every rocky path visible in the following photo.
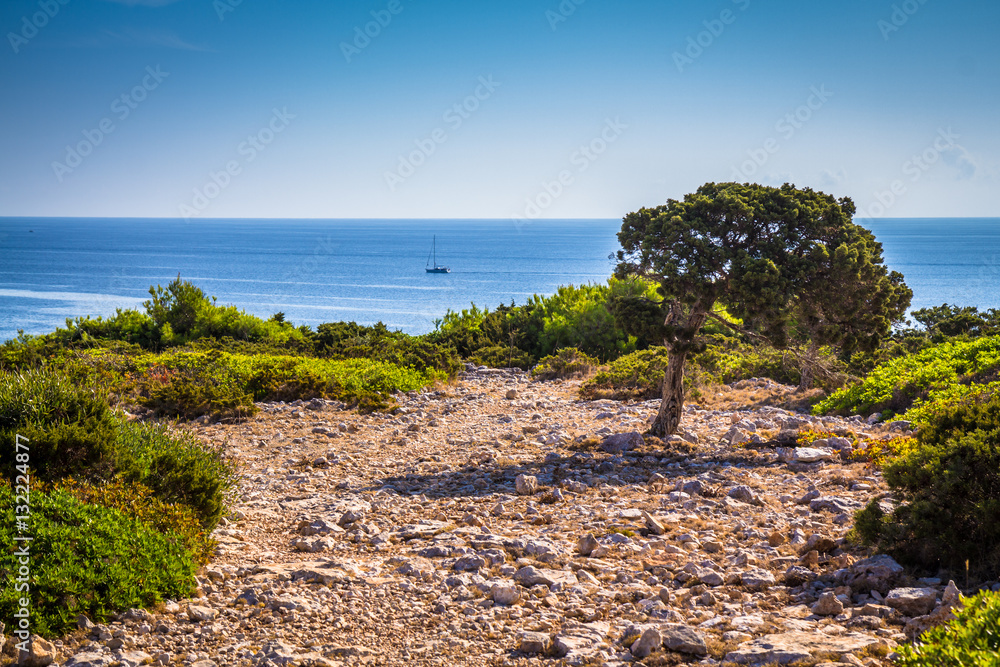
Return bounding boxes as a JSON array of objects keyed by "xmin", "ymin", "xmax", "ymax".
[{"xmin": 33, "ymin": 367, "xmax": 960, "ymax": 667}]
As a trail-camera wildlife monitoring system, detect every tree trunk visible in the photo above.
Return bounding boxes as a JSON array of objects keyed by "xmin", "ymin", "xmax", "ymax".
[
  {"xmin": 650, "ymin": 348, "xmax": 688, "ymax": 437},
  {"xmin": 798, "ymin": 341, "xmax": 819, "ymax": 391}
]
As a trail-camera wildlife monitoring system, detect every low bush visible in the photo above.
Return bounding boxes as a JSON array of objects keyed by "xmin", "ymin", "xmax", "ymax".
[
  {"xmin": 532, "ymin": 347, "xmax": 600, "ymax": 381},
  {"xmin": 896, "ymin": 590, "xmax": 1000, "ymax": 667},
  {"xmin": 0, "ymin": 484, "xmax": 197, "ymax": 637},
  {"xmin": 115, "ymin": 421, "xmax": 236, "ymax": 529},
  {"xmin": 814, "ymin": 335, "xmax": 1000, "ymax": 421},
  {"xmin": 55, "ymin": 478, "xmax": 215, "ymax": 564},
  {"xmin": 0, "ymin": 370, "xmax": 120, "ymax": 482},
  {"xmin": 0, "ymin": 368, "xmax": 237, "ymax": 529},
  {"xmin": 581, "ymin": 346, "xmax": 670, "ymax": 400},
  {"xmin": 851, "ymin": 392, "xmax": 1000, "ymax": 578}
]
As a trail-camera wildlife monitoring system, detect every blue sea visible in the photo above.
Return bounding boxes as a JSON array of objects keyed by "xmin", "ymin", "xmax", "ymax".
[{"xmin": 1, "ymin": 217, "xmax": 998, "ymax": 344}]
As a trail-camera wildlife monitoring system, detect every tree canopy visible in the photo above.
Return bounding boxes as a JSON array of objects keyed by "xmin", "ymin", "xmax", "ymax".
[{"xmin": 614, "ymin": 182, "xmax": 911, "ymax": 436}]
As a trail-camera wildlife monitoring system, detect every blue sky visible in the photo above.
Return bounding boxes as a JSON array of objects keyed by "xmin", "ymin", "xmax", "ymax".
[{"xmin": 1, "ymin": 0, "xmax": 997, "ymax": 220}]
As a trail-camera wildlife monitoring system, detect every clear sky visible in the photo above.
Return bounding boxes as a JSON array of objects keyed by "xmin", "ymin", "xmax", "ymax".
[{"xmin": 1, "ymin": 0, "xmax": 997, "ymax": 220}]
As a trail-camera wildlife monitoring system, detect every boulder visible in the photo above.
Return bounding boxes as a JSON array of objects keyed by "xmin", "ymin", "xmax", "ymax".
[
  {"xmin": 515, "ymin": 474, "xmax": 539, "ymax": 496},
  {"xmin": 491, "ymin": 583, "xmax": 520, "ymax": 606},
  {"xmin": 513, "ymin": 566, "xmax": 576, "ymax": 588},
  {"xmin": 518, "ymin": 631, "xmax": 550, "ymax": 654},
  {"xmin": 741, "ymin": 568, "xmax": 776, "ymax": 591},
  {"xmin": 661, "ymin": 624, "xmax": 708, "ymax": 655},
  {"xmin": 849, "ymin": 554, "xmax": 905, "ymax": 594},
  {"xmin": 600, "ymin": 431, "xmax": 644, "ymax": 454},
  {"xmin": 14, "ymin": 635, "xmax": 59, "ymax": 667},
  {"xmin": 885, "ymin": 587, "xmax": 938, "ymax": 617},
  {"xmin": 724, "ymin": 631, "xmax": 880, "ymax": 665},
  {"xmin": 630, "ymin": 627, "xmax": 661, "ymax": 659},
  {"xmin": 811, "ymin": 592, "xmax": 844, "ymax": 616}
]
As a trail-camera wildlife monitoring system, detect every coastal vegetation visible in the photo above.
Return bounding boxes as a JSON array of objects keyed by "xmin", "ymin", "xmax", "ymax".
[
  {"xmin": 613, "ymin": 182, "xmax": 911, "ymax": 436},
  {"xmin": 2, "ymin": 193, "xmax": 999, "ymax": 645}
]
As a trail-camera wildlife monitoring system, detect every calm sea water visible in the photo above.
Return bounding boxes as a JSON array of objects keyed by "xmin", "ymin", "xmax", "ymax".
[{"xmin": 1, "ymin": 217, "xmax": 998, "ymax": 344}]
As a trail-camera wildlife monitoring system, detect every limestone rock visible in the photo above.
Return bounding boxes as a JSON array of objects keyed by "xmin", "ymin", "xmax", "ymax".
[
  {"xmin": 812, "ymin": 592, "xmax": 844, "ymax": 616},
  {"xmin": 849, "ymin": 554, "xmax": 905, "ymax": 594},
  {"xmin": 186, "ymin": 604, "xmax": 217, "ymax": 622},
  {"xmin": 577, "ymin": 534, "xmax": 600, "ymax": 556},
  {"xmin": 741, "ymin": 567, "xmax": 776, "ymax": 591},
  {"xmin": 600, "ymin": 431, "xmax": 644, "ymax": 454},
  {"xmin": 885, "ymin": 587, "xmax": 938, "ymax": 617},
  {"xmin": 724, "ymin": 631, "xmax": 880, "ymax": 665},
  {"xmin": 661, "ymin": 624, "xmax": 708, "ymax": 656},
  {"xmin": 630, "ymin": 627, "xmax": 660, "ymax": 659},
  {"xmin": 518, "ymin": 631, "xmax": 550, "ymax": 654},
  {"xmin": 905, "ymin": 580, "xmax": 963, "ymax": 640},
  {"xmin": 14, "ymin": 635, "xmax": 59, "ymax": 667},
  {"xmin": 515, "ymin": 474, "xmax": 539, "ymax": 496},
  {"xmin": 513, "ymin": 566, "xmax": 576, "ymax": 588},
  {"xmin": 491, "ymin": 583, "xmax": 520, "ymax": 606}
]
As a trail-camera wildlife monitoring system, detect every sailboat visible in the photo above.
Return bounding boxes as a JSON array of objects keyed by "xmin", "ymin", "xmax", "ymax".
[{"xmin": 425, "ymin": 235, "xmax": 450, "ymax": 273}]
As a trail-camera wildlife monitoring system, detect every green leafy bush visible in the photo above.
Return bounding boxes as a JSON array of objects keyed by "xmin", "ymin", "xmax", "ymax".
[
  {"xmin": 814, "ymin": 336, "xmax": 1000, "ymax": 421},
  {"xmin": 896, "ymin": 590, "xmax": 1000, "ymax": 667},
  {"xmin": 0, "ymin": 368, "xmax": 236, "ymax": 529},
  {"xmin": 55, "ymin": 478, "xmax": 215, "ymax": 564},
  {"xmin": 0, "ymin": 370, "xmax": 120, "ymax": 482},
  {"xmin": 115, "ymin": 421, "xmax": 236, "ymax": 529},
  {"xmin": 852, "ymin": 391, "xmax": 1000, "ymax": 577},
  {"xmin": 532, "ymin": 347, "xmax": 599, "ymax": 381},
  {"xmin": 581, "ymin": 347, "xmax": 671, "ymax": 400},
  {"xmin": 0, "ymin": 485, "xmax": 197, "ymax": 637}
]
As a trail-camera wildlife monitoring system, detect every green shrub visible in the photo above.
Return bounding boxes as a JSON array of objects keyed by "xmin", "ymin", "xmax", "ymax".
[
  {"xmin": 896, "ymin": 590, "xmax": 1000, "ymax": 667},
  {"xmin": 532, "ymin": 347, "xmax": 599, "ymax": 381},
  {"xmin": 851, "ymin": 391, "xmax": 1000, "ymax": 577},
  {"xmin": 0, "ymin": 368, "xmax": 236, "ymax": 529},
  {"xmin": 0, "ymin": 485, "xmax": 197, "ymax": 637},
  {"xmin": 54, "ymin": 478, "xmax": 215, "ymax": 564},
  {"xmin": 581, "ymin": 347, "xmax": 670, "ymax": 400},
  {"xmin": 0, "ymin": 370, "xmax": 120, "ymax": 482},
  {"xmin": 114, "ymin": 421, "xmax": 236, "ymax": 529},
  {"xmin": 814, "ymin": 335, "xmax": 1000, "ymax": 421}
]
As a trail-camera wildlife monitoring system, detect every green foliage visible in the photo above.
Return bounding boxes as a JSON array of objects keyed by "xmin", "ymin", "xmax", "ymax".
[
  {"xmin": 0, "ymin": 368, "xmax": 236, "ymax": 529},
  {"xmin": 114, "ymin": 421, "xmax": 236, "ymax": 529},
  {"xmin": 896, "ymin": 591, "xmax": 1000, "ymax": 667},
  {"xmin": 581, "ymin": 338, "xmax": 802, "ymax": 401},
  {"xmin": 0, "ymin": 370, "xmax": 120, "ymax": 482},
  {"xmin": 0, "ymin": 484, "xmax": 197, "ymax": 637},
  {"xmin": 315, "ymin": 321, "xmax": 462, "ymax": 376},
  {"xmin": 581, "ymin": 347, "xmax": 670, "ymax": 400},
  {"xmin": 814, "ymin": 335, "xmax": 1000, "ymax": 422},
  {"xmin": 532, "ymin": 347, "xmax": 599, "ymax": 381},
  {"xmin": 614, "ymin": 182, "xmax": 908, "ymax": 433},
  {"xmin": 55, "ymin": 478, "xmax": 215, "ymax": 564},
  {"xmin": 851, "ymin": 392, "xmax": 1000, "ymax": 577},
  {"xmin": 913, "ymin": 304, "xmax": 1000, "ymax": 340}
]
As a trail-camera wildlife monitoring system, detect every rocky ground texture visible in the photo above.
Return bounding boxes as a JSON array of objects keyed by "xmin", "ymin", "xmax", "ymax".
[{"xmin": 6, "ymin": 367, "xmax": 974, "ymax": 666}]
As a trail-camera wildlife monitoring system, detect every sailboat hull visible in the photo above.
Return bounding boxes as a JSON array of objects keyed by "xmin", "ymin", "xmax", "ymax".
[{"xmin": 425, "ymin": 267, "xmax": 450, "ymax": 273}]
